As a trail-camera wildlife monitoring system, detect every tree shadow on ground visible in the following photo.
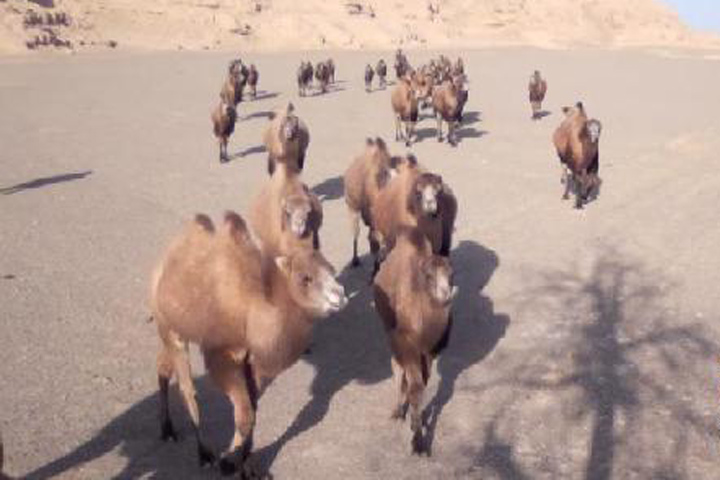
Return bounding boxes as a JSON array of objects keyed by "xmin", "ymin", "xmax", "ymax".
[
  {"xmin": 1, "ymin": 171, "xmax": 92, "ymax": 195},
  {"xmin": 464, "ymin": 246, "xmax": 719, "ymax": 479},
  {"xmin": 311, "ymin": 175, "xmax": 344, "ymax": 201}
]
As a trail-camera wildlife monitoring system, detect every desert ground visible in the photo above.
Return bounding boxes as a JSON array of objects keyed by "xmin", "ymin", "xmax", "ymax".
[{"xmin": 1, "ymin": 48, "xmax": 719, "ymax": 479}]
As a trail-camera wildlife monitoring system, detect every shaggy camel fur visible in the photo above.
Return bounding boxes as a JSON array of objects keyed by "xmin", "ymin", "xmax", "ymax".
[
  {"xmin": 391, "ymin": 78, "xmax": 419, "ymax": 147},
  {"xmin": 343, "ymin": 137, "xmax": 397, "ymax": 267},
  {"xmin": 372, "ymin": 157, "xmax": 458, "ymax": 273},
  {"xmin": 432, "ymin": 75, "xmax": 467, "ymax": 146},
  {"xmin": 263, "ymin": 103, "xmax": 310, "ymax": 176},
  {"xmin": 553, "ymin": 102, "xmax": 602, "ymax": 208},
  {"xmin": 374, "ymin": 228, "xmax": 456, "ymax": 455},
  {"xmin": 150, "ymin": 212, "xmax": 346, "ymax": 475},
  {"xmin": 211, "ymin": 100, "xmax": 237, "ymax": 163},
  {"xmin": 528, "ymin": 70, "xmax": 547, "ymax": 120},
  {"xmin": 250, "ymin": 165, "xmax": 323, "ymax": 258}
]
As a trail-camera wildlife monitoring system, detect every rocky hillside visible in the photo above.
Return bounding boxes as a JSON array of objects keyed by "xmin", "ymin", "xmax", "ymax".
[{"xmin": 0, "ymin": 0, "xmax": 717, "ymax": 54}]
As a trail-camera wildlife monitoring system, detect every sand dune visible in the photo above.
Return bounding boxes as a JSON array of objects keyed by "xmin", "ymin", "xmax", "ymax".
[{"xmin": 1, "ymin": 0, "xmax": 719, "ymax": 54}]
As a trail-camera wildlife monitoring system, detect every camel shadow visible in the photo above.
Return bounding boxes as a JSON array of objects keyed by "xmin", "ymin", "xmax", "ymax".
[
  {"xmin": 424, "ymin": 240, "xmax": 509, "ymax": 454},
  {"xmin": 251, "ymin": 91, "xmax": 280, "ymax": 101},
  {"xmin": 22, "ymin": 256, "xmax": 387, "ymax": 478},
  {"xmin": 228, "ymin": 144, "xmax": 267, "ymax": 162},
  {"xmin": 308, "ymin": 86, "xmax": 347, "ymax": 97},
  {"xmin": 311, "ymin": 175, "xmax": 344, "ymax": 201},
  {"xmin": 252, "ymin": 255, "xmax": 391, "ymax": 472},
  {"xmin": 243, "ymin": 110, "xmax": 274, "ymax": 121},
  {"xmin": 413, "ymin": 126, "xmax": 488, "ymax": 145},
  {"xmin": 22, "ymin": 375, "xmax": 234, "ymax": 479},
  {"xmin": 1, "ymin": 171, "xmax": 92, "ymax": 195},
  {"xmin": 19, "ymin": 243, "xmax": 507, "ymax": 478},
  {"xmin": 532, "ymin": 110, "xmax": 552, "ymax": 120},
  {"xmin": 414, "ymin": 127, "xmax": 437, "ymax": 143},
  {"xmin": 456, "ymin": 128, "xmax": 489, "ymax": 142},
  {"xmin": 461, "ymin": 111, "xmax": 481, "ymax": 126}
]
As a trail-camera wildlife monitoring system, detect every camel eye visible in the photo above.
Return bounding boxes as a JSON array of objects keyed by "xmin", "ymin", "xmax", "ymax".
[{"xmin": 301, "ymin": 274, "xmax": 312, "ymax": 286}]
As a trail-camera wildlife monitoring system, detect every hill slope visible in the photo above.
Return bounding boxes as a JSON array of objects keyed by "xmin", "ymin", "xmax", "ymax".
[{"xmin": 1, "ymin": 0, "xmax": 718, "ymax": 54}]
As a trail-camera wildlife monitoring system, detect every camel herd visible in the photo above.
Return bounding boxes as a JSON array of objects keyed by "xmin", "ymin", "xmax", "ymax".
[
  {"xmin": 144, "ymin": 49, "xmax": 602, "ymax": 479},
  {"xmin": 0, "ymin": 48, "xmax": 605, "ymax": 480}
]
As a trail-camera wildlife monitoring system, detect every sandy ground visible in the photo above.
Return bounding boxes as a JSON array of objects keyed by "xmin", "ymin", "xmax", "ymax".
[
  {"xmin": 1, "ymin": 48, "xmax": 719, "ymax": 479},
  {"xmin": 3, "ymin": 0, "xmax": 719, "ymax": 54}
]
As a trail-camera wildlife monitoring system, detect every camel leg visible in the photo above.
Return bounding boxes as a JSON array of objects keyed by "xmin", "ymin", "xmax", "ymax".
[
  {"xmin": 298, "ymin": 150, "xmax": 306, "ymax": 171},
  {"xmin": 405, "ymin": 360, "xmax": 428, "ymax": 455},
  {"xmin": 395, "ymin": 116, "xmax": 402, "ymax": 142},
  {"xmin": 157, "ymin": 345, "xmax": 178, "ymax": 442},
  {"xmin": 574, "ymin": 173, "xmax": 586, "ymax": 209},
  {"xmin": 390, "ymin": 357, "xmax": 408, "ymax": 420},
  {"xmin": 369, "ymin": 230, "xmax": 386, "ymax": 281},
  {"xmin": 168, "ymin": 334, "xmax": 216, "ymax": 467},
  {"xmin": 436, "ymin": 113, "xmax": 444, "ymax": 142},
  {"xmin": 562, "ymin": 168, "xmax": 572, "ymax": 200},
  {"xmin": 204, "ymin": 350, "xmax": 259, "ymax": 476},
  {"xmin": 350, "ymin": 211, "xmax": 361, "ymax": 267},
  {"xmin": 448, "ymin": 121, "xmax": 458, "ymax": 146},
  {"xmin": 405, "ymin": 121, "xmax": 415, "ymax": 147}
]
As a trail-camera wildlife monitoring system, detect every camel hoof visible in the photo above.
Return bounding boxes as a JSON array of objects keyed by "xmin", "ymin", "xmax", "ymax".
[
  {"xmin": 390, "ymin": 406, "xmax": 407, "ymax": 422},
  {"xmin": 198, "ymin": 443, "xmax": 217, "ymax": 468},
  {"xmin": 219, "ymin": 456, "xmax": 238, "ymax": 476},
  {"xmin": 411, "ymin": 431, "xmax": 428, "ymax": 456},
  {"xmin": 160, "ymin": 420, "xmax": 179, "ymax": 442},
  {"xmin": 240, "ymin": 463, "xmax": 272, "ymax": 480}
]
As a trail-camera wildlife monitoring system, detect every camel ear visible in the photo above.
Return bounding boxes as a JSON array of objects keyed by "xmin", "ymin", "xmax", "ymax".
[
  {"xmin": 366, "ymin": 137, "xmax": 375, "ymax": 146},
  {"xmin": 406, "ymin": 154, "xmax": 418, "ymax": 167},
  {"xmin": 375, "ymin": 137, "xmax": 386, "ymax": 150},
  {"xmin": 286, "ymin": 102, "xmax": 295, "ymax": 114},
  {"xmin": 275, "ymin": 256, "xmax": 291, "ymax": 276}
]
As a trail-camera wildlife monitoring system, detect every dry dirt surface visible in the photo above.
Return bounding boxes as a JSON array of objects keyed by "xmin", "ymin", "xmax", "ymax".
[
  {"xmin": 1, "ymin": 48, "xmax": 719, "ymax": 479},
  {"xmin": 2, "ymin": 0, "xmax": 720, "ymax": 54}
]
